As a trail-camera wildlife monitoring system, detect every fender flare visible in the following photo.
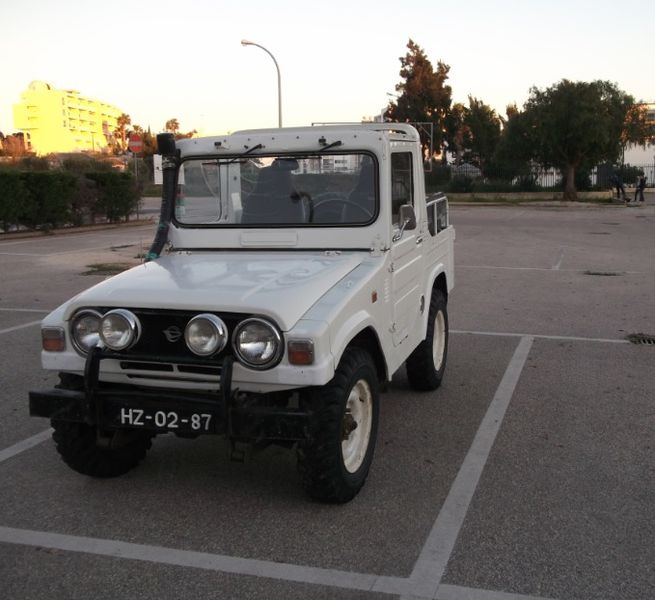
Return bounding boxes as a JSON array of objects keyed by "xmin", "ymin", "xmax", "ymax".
[{"xmin": 330, "ymin": 310, "xmax": 389, "ymax": 381}]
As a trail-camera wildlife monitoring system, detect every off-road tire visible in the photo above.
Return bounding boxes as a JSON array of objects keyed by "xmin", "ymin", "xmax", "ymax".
[
  {"xmin": 406, "ymin": 289, "xmax": 448, "ymax": 391},
  {"xmin": 51, "ymin": 420, "xmax": 153, "ymax": 478},
  {"xmin": 297, "ymin": 348, "xmax": 379, "ymax": 503}
]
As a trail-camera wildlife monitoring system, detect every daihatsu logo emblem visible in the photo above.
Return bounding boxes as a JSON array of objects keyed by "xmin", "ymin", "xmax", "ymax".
[{"xmin": 163, "ymin": 326, "xmax": 183, "ymax": 343}]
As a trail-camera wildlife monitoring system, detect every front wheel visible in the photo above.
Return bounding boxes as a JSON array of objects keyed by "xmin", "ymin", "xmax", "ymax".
[
  {"xmin": 406, "ymin": 289, "xmax": 449, "ymax": 391},
  {"xmin": 297, "ymin": 348, "xmax": 379, "ymax": 503},
  {"xmin": 51, "ymin": 420, "xmax": 153, "ymax": 478}
]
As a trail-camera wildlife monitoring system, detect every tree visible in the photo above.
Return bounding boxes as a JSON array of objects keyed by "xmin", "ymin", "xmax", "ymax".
[
  {"xmin": 164, "ymin": 119, "xmax": 179, "ymax": 135},
  {"xmin": 386, "ymin": 39, "xmax": 452, "ymax": 158},
  {"xmin": 113, "ymin": 113, "xmax": 132, "ymax": 153},
  {"xmin": 622, "ymin": 102, "xmax": 655, "ymax": 152},
  {"xmin": 444, "ymin": 102, "xmax": 469, "ymax": 165},
  {"xmin": 164, "ymin": 118, "xmax": 196, "ymax": 141},
  {"xmin": 491, "ymin": 104, "xmax": 534, "ymax": 182},
  {"xmin": 462, "ymin": 97, "xmax": 501, "ymax": 172},
  {"xmin": 521, "ymin": 80, "xmax": 652, "ymax": 200},
  {"xmin": 1, "ymin": 133, "xmax": 29, "ymax": 161}
]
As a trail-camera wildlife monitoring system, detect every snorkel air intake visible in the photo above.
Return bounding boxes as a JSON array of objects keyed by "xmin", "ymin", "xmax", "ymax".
[{"xmin": 145, "ymin": 133, "xmax": 178, "ymax": 262}]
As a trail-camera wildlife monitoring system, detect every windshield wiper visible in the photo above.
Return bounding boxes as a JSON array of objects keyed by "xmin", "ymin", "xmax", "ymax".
[
  {"xmin": 227, "ymin": 143, "xmax": 264, "ymax": 164},
  {"xmin": 318, "ymin": 140, "xmax": 343, "ymax": 152}
]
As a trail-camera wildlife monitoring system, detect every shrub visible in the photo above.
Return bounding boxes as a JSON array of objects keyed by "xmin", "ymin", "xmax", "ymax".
[
  {"xmin": 447, "ymin": 175, "xmax": 474, "ymax": 193},
  {"xmin": 0, "ymin": 171, "xmax": 29, "ymax": 231},
  {"xmin": 425, "ymin": 163, "xmax": 451, "ymax": 192},
  {"xmin": 86, "ymin": 172, "xmax": 139, "ymax": 222},
  {"xmin": 20, "ymin": 172, "xmax": 77, "ymax": 229}
]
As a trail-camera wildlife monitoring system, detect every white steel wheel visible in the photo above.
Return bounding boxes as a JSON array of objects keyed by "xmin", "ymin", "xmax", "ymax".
[
  {"xmin": 432, "ymin": 309, "xmax": 446, "ymax": 371},
  {"xmin": 297, "ymin": 347, "xmax": 380, "ymax": 503},
  {"xmin": 341, "ymin": 379, "xmax": 374, "ymax": 473},
  {"xmin": 406, "ymin": 289, "xmax": 449, "ymax": 391}
]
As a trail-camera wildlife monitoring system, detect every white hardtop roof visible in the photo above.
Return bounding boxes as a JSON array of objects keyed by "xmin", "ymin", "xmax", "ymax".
[{"xmin": 176, "ymin": 123, "xmax": 419, "ymax": 156}]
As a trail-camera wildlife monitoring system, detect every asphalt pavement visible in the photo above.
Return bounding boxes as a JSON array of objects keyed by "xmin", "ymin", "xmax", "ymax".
[{"xmin": 0, "ymin": 196, "xmax": 653, "ymax": 600}]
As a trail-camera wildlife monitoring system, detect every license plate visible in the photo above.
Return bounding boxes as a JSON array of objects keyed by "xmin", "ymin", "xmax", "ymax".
[{"xmin": 116, "ymin": 407, "xmax": 215, "ymax": 433}]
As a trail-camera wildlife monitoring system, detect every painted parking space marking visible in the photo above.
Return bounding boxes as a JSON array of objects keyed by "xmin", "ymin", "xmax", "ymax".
[
  {"xmin": 0, "ymin": 525, "xmax": 412, "ymax": 596},
  {"xmin": 0, "ymin": 308, "xmax": 50, "ymax": 313},
  {"xmin": 552, "ymin": 248, "xmax": 565, "ymax": 270},
  {"xmin": 452, "ymin": 329, "xmax": 629, "ymax": 345},
  {"xmin": 0, "ymin": 526, "xmax": 554, "ymax": 600},
  {"xmin": 0, "ymin": 320, "xmax": 42, "ymax": 336},
  {"xmin": 0, "ymin": 429, "xmax": 52, "ymax": 465},
  {"xmin": 402, "ymin": 336, "xmax": 534, "ymax": 600}
]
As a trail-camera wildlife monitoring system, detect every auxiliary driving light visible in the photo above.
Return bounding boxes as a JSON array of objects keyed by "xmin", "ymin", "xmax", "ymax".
[
  {"xmin": 99, "ymin": 309, "xmax": 141, "ymax": 351},
  {"xmin": 185, "ymin": 314, "xmax": 228, "ymax": 356}
]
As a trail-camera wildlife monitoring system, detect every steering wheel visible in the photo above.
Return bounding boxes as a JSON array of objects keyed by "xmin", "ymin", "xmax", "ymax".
[
  {"xmin": 313, "ymin": 193, "xmax": 373, "ymax": 222},
  {"xmin": 293, "ymin": 191, "xmax": 314, "ymax": 223}
]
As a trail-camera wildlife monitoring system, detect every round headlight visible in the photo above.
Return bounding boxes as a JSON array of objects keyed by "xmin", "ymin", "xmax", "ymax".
[
  {"xmin": 70, "ymin": 309, "xmax": 102, "ymax": 355},
  {"xmin": 100, "ymin": 309, "xmax": 140, "ymax": 351},
  {"xmin": 185, "ymin": 314, "xmax": 228, "ymax": 356},
  {"xmin": 233, "ymin": 318, "xmax": 283, "ymax": 369}
]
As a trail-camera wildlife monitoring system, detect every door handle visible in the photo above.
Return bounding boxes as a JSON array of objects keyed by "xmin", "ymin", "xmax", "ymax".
[{"xmin": 416, "ymin": 237, "xmax": 424, "ymax": 245}]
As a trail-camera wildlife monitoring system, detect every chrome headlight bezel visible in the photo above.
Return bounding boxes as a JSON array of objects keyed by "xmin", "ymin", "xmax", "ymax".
[
  {"xmin": 185, "ymin": 313, "xmax": 228, "ymax": 357},
  {"xmin": 232, "ymin": 317, "xmax": 283, "ymax": 370},
  {"xmin": 99, "ymin": 309, "xmax": 141, "ymax": 351},
  {"xmin": 70, "ymin": 309, "xmax": 103, "ymax": 356}
]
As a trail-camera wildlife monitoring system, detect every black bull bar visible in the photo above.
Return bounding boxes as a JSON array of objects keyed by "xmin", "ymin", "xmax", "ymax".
[{"xmin": 29, "ymin": 347, "xmax": 311, "ymax": 442}]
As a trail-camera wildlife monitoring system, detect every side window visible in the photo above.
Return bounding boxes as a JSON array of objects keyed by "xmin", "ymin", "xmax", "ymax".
[{"xmin": 391, "ymin": 152, "xmax": 414, "ymax": 226}]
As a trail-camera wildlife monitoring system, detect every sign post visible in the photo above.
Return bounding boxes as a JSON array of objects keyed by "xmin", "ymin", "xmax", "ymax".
[{"xmin": 128, "ymin": 134, "xmax": 143, "ymax": 219}]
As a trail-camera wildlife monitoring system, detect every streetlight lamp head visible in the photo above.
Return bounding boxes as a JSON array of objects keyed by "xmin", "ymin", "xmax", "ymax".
[{"xmin": 241, "ymin": 39, "xmax": 253, "ymax": 46}]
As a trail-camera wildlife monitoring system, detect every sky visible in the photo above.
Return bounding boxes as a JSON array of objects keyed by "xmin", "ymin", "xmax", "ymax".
[{"xmin": 1, "ymin": 0, "xmax": 653, "ymax": 145}]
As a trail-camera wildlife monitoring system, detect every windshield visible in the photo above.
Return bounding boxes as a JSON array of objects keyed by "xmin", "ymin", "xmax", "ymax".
[{"xmin": 175, "ymin": 153, "xmax": 377, "ymax": 227}]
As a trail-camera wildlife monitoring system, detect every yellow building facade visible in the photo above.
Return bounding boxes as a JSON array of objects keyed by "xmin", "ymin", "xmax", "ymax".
[{"xmin": 13, "ymin": 81, "xmax": 123, "ymax": 155}]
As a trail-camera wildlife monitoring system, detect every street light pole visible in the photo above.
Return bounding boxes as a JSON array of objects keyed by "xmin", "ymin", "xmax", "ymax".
[{"xmin": 241, "ymin": 39, "xmax": 282, "ymax": 128}]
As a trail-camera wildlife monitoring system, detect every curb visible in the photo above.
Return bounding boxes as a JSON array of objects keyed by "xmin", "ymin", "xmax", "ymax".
[{"xmin": 0, "ymin": 218, "xmax": 155, "ymax": 241}]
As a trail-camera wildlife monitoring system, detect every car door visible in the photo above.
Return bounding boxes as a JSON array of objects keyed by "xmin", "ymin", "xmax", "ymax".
[{"xmin": 389, "ymin": 150, "xmax": 423, "ymax": 347}]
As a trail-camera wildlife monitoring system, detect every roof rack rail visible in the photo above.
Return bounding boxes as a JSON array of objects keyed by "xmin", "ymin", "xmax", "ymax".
[{"xmin": 310, "ymin": 122, "xmax": 419, "ymax": 140}]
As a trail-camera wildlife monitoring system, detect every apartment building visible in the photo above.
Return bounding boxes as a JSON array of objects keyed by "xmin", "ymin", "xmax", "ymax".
[{"xmin": 13, "ymin": 81, "xmax": 123, "ymax": 155}]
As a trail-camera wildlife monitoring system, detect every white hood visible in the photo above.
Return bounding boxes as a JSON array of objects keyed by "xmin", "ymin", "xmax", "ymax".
[{"xmin": 65, "ymin": 251, "xmax": 364, "ymax": 330}]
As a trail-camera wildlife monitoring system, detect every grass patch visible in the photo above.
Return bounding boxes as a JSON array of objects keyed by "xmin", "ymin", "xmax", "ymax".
[{"xmin": 83, "ymin": 262, "xmax": 133, "ymax": 276}]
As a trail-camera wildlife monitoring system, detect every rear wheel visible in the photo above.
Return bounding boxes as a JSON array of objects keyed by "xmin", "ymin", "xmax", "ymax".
[
  {"xmin": 297, "ymin": 348, "xmax": 379, "ymax": 503},
  {"xmin": 51, "ymin": 420, "xmax": 153, "ymax": 478},
  {"xmin": 406, "ymin": 289, "xmax": 448, "ymax": 391}
]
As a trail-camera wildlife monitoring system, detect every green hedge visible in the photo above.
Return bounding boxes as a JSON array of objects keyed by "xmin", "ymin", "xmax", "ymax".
[
  {"xmin": 86, "ymin": 172, "xmax": 139, "ymax": 223},
  {"xmin": 0, "ymin": 170, "xmax": 140, "ymax": 232},
  {"xmin": 0, "ymin": 171, "xmax": 29, "ymax": 232}
]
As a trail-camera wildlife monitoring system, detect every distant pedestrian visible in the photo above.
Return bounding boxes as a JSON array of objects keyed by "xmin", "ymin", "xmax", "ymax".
[
  {"xmin": 634, "ymin": 175, "xmax": 646, "ymax": 202},
  {"xmin": 610, "ymin": 172, "xmax": 626, "ymax": 200}
]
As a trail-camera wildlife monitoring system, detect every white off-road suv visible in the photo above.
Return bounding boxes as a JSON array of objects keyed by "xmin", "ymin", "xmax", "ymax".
[{"xmin": 30, "ymin": 123, "xmax": 454, "ymax": 502}]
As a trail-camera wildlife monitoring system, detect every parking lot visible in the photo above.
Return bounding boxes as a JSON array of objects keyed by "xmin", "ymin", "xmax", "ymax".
[{"xmin": 1, "ymin": 198, "xmax": 653, "ymax": 600}]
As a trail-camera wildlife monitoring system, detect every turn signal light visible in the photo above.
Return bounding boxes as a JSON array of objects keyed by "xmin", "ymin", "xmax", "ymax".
[
  {"xmin": 42, "ymin": 327, "xmax": 65, "ymax": 352},
  {"xmin": 287, "ymin": 340, "xmax": 314, "ymax": 365}
]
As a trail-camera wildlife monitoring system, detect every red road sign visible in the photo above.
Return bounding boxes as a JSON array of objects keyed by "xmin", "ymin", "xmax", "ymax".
[{"xmin": 128, "ymin": 133, "xmax": 143, "ymax": 153}]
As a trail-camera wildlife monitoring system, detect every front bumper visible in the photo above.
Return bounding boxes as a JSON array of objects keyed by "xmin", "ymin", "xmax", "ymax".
[{"xmin": 29, "ymin": 347, "xmax": 311, "ymax": 442}]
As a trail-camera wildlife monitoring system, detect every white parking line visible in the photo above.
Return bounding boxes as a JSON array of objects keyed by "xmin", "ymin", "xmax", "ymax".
[
  {"xmin": 0, "ymin": 320, "xmax": 42, "ymax": 336},
  {"xmin": 0, "ymin": 429, "xmax": 52, "ymax": 464},
  {"xmin": 0, "ymin": 526, "xmax": 554, "ymax": 600},
  {"xmin": 0, "ymin": 526, "xmax": 411, "ymax": 596},
  {"xmin": 458, "ymin": 265, "xmax": 642, "ymax": 274},
  {"xmin": 0, "ymin": 308, "xmax": 50, "ymax": 313},
  {"xmin": 438, "ymin": 584, "xmax": 554, "ymax": 600},
  {"xmin": 452, "ymin": 329, "xmax": 629, "ymax": 345},
  {"xmin": 403, "ymin": 336, "xmax": 534, "ymax": 600},
  {"xmin": 552, "ymin": 248, "xmax": 565, "ymax": 270}
]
